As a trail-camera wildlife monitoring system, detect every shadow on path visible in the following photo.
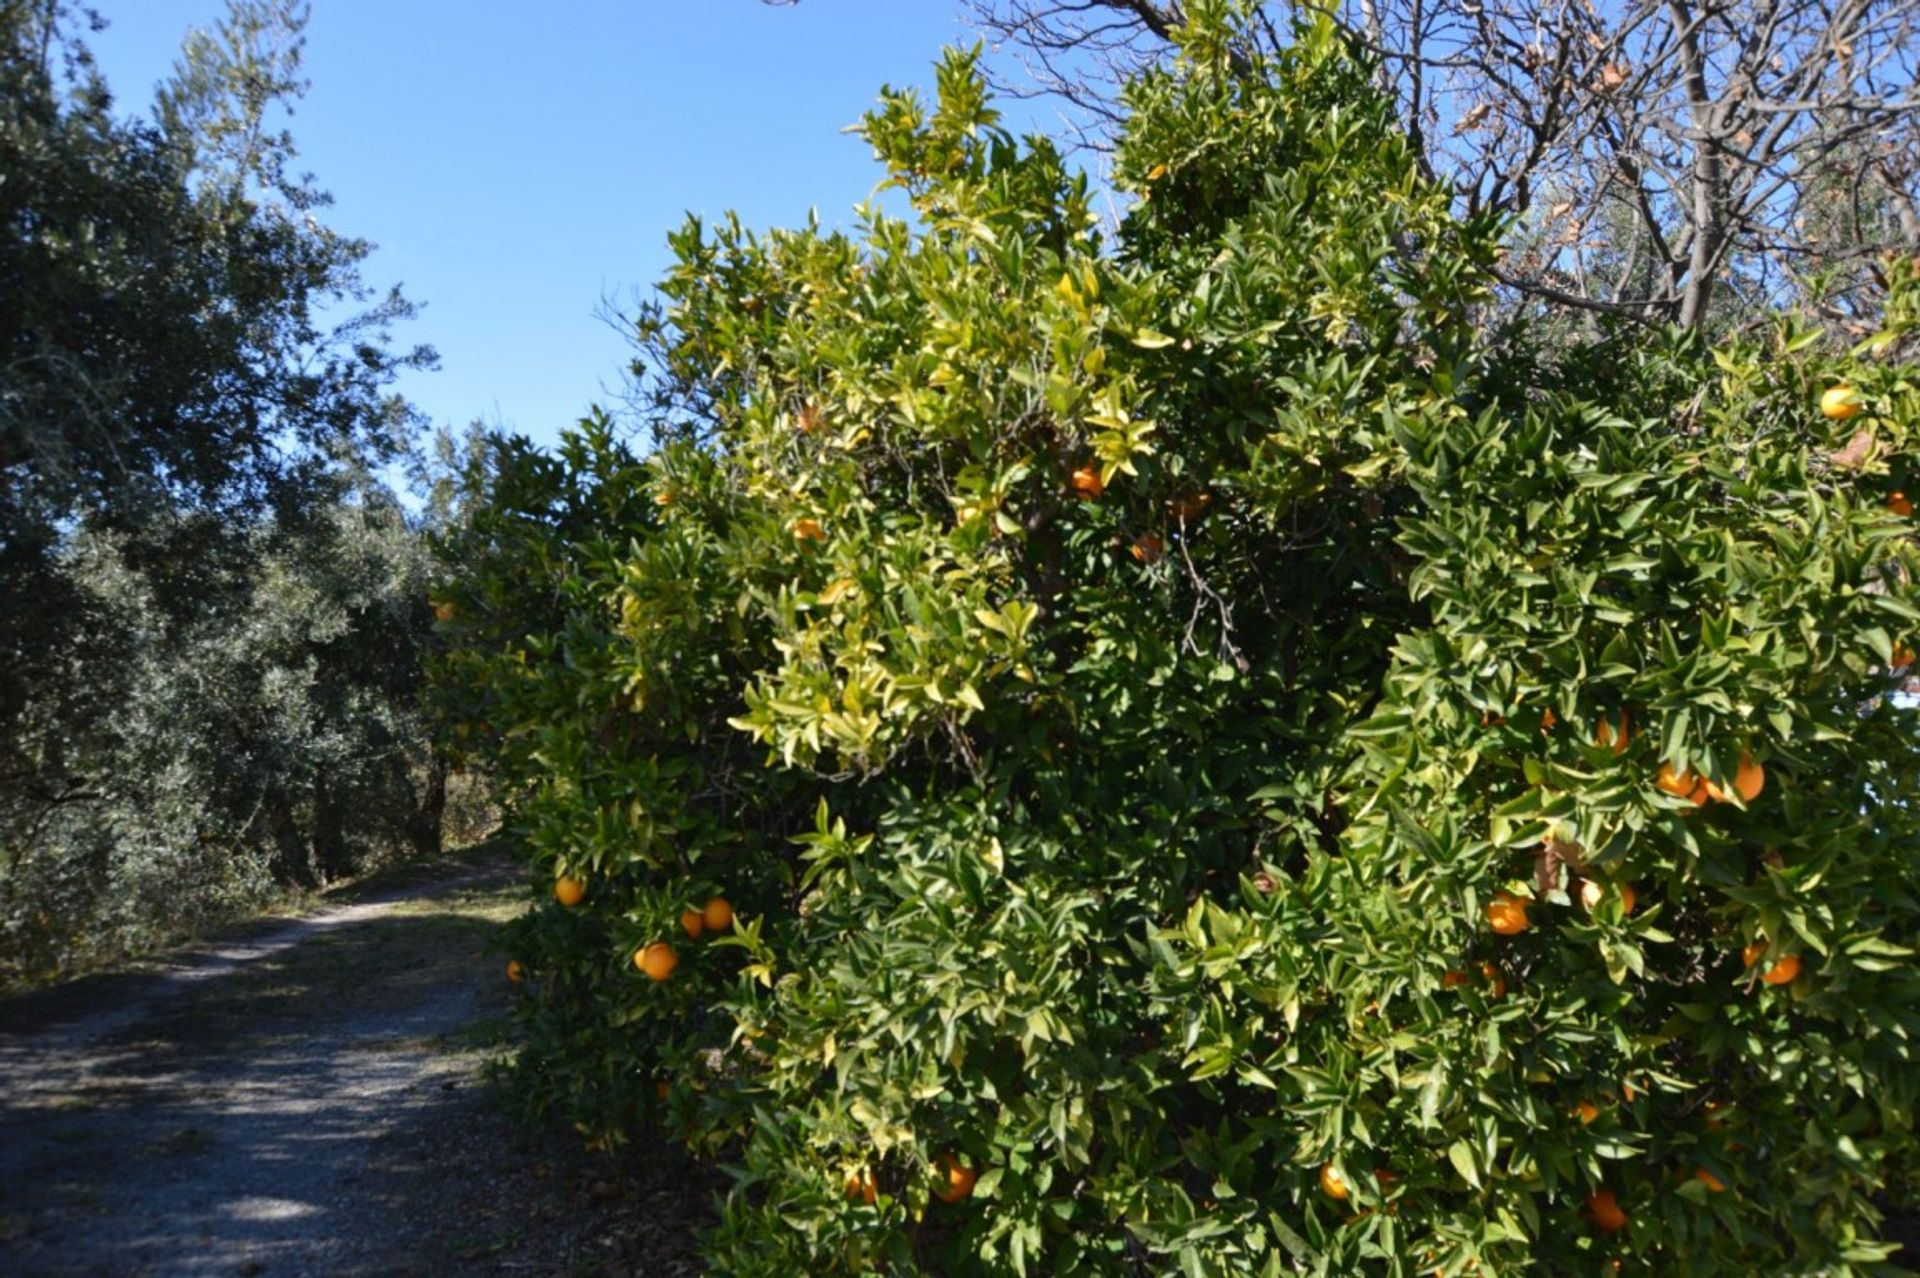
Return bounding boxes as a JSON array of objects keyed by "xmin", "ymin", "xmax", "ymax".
[{"xmin": 0, "ymin": 853, "xmax": 711, "ymax": 1277}]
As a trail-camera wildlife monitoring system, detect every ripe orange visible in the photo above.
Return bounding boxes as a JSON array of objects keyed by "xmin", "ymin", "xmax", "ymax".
[
  {"xmin": 1480, "ymin": 961, "xmax": 1508, "ymax": 997},
  {"xmin": 933, "ymin": 1154, "xmax": 976, "ymax": 1203},
  {"xmin": 1742, "ymin": 941, "xmax": 1768, "ymax": 969},
  {"xmin": 636, "ymin": 941, "xmax": 679, "ymax": 981},
  {"xmin": 702, "ymin": 897, "xmax": 734, "ymax": 932},
  {"xmin": 1131, "ymin": 534, "xmax": 1165, "ymax": 564},
  {"xmin": 846, "ymin": 1170, "xmax": 878, "ymax": 1205},
  {"xmin": 654, "ymin": 488, "xmax": 675, "ymax": 508},
  {"xmin": 1586, "ymin": 1188, "xmax": 1628, "ymax": 1233},
  {"xmin": 554, "ymin": 876, "xmax": 586, "ymax": 907},
  {"xmin": 1656, "ymin": 761, "xmax": 1701, "ymax": 797},
  {"xmin": 1442, "ymin": 969, "xmax": 1471, "ymax": 988},
  {"xmin": 1575, "ymin": 1099, "xmax": 1600, "ymax": 1125},
  {"xmin": 1320, "ymin": 1162, "xmax": 1350, "ymax": 1200},
  {"xmin": 506, "ymin": 959, "xmax": 526, "ymax": 983},
  {"xmin": 1578, "ymin": 879, "xmax": 1635, "ymax": 916},
  {"xmin": 1486, "ymin": 891, "xmax": 1530, "ymax": 936},
  {"xmin": 680, "ymin": 908, "xmax": 705, "ymax": 939},
  {"xmin": 1895, "ymin": 643, "xmax": 1917, "ymax": 668},
  {"xmin": 1169, "ymin": 492, "xmax": 1212, "ymax": 521},
  {"xmin": 1762, "ymin": 953, "xmax": 1800, "ymax": 986},
  {"xmin": 433, "ymin": 600, "xmax": 457, "ymax": 622},
  {"xmin": 1070, "ymin": 466, "xmax": 1104, "ymax": 500},
  {"xmin": 1694, "ymin": 1168, "xmax": 1727, "ymax": 1193},
  {"xmin": 1541, "ymin": 707, "xmax": 1558, "ymax": 731},
  {"xmin": 1890, "ymin": 491, "xmax": 1914, "ymax": 517},
  {"xmin": 1733, "ymin": 753, "xmax": 1764, "ymax": 802},
  {"xmin": 792, "ymin": 518, "xmax": 826, "ymax": 542},
  {"xmin": 1595, "ymin": 712, "xmax": 1630, "ymax": 754},
  {"xmin": 1821, "ymin": 384, "xmax": 1863, "ymax": 421}
]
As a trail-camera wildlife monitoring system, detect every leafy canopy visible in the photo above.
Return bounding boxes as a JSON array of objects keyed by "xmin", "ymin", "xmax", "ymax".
[{"xmin": 445, "ymin": 5, "xmax": 1920, "ymax": 1273}]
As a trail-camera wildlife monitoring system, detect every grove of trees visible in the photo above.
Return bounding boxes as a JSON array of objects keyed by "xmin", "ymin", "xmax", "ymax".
[
  {"xmin": 442, "ymin": 3, "xmax": 1920, "ymax": 1274},
  {"xmin": 0, "ymin": 0, "xmax": 452, "ymax": 981}
]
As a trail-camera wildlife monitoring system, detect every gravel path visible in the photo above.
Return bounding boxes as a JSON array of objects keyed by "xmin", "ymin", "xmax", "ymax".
[{"xmin": 0, "ymin": 850, "xmax": 710, "ymax": 1277}]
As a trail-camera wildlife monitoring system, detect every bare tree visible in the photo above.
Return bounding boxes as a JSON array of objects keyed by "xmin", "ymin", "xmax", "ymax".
[{"xmin": 958, "ymin": 0, "xmax": 1920, "ymax": 330}]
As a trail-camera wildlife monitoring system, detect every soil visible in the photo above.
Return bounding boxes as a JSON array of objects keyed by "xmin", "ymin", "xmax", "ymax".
[{"xmin": 0, "ymin": 845, "xmax": 715, "ymax": 1277}]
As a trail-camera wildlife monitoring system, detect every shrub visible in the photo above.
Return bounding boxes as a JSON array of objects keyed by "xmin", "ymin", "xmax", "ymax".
[{"xmin": 442, "ymin": 8, "xmax": 1920, "ymax": 1273}]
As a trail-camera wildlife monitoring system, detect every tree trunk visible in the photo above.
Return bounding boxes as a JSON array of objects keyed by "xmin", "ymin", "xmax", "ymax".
[{"xmin": 407, "ymin": 747, "xmax": 449, "ymax": 859}]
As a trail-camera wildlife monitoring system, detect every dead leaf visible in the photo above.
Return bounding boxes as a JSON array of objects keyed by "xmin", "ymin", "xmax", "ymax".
[
  {"xmin": 1829, "ymin": 429, "xmax": 1875, "ymax": 470},
  {"xmin": 1456, "ymin": 102, "xmax": 1493, "ymax": 133},
  {"xmin": 1536, "ymin": 834, "xmax": 1587, "ymax": 895}
]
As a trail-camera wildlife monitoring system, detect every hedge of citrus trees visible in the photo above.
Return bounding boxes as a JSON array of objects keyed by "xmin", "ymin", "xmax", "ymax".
[{"xmin": 435, "ymin": 6, "xmax": 1920, "ymax": 1273}]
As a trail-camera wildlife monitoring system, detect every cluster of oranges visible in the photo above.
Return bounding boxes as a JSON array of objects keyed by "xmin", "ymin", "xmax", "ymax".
[
  {"xmin": 844, "ymin": 1153, "xmax": 975, "ymax": 1207},
  {"xmin": 1063, "ymin": 457, "xmax": 1212, "ymax": 568},
  {"xmin": 635, "ymin": 896, "xmax": 733, "ymax": 982},
  {"xmin": 540, "ymin": 876, "xmax": 738, "ymax": 984},
  {"xmin": 1654, "ymin": 753, "xmax": 1765, "ymax": 810}
]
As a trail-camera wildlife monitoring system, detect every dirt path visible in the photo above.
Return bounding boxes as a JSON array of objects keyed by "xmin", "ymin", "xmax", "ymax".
[{"xmin": 0, "ymin": 849, "xmax": 709, "ymax": 1277}]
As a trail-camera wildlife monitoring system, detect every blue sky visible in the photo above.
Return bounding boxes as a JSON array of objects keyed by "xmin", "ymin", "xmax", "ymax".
[{"xmin": 88, "ymin": 2, "xmax": 1064, "ymax": 449}]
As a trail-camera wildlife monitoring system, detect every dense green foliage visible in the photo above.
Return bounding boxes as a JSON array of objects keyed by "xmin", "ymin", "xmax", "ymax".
[
  {"xmin": 0, "ymin": 1, "xmax": 447, "ymax": 981},
  {"xmin": 445, "ymin": 7, "xmax": 1920, "ymax": 1274}
]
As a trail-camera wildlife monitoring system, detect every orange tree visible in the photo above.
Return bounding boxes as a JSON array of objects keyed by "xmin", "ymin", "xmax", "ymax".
[{"xmin": 435, "ymin": 5, "xmax": 1920, "ymax": 1273}]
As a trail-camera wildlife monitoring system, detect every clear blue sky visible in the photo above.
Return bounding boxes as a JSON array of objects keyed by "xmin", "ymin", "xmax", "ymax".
[{"xmin": 88, "ymin": 1, "xmax": 1064, "ymax": 449}]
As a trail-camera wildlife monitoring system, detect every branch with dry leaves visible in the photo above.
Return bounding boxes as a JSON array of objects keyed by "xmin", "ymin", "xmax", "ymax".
[{"xmin": 945, "ymin": 0, "xmax": 1920, "ymax": 331}]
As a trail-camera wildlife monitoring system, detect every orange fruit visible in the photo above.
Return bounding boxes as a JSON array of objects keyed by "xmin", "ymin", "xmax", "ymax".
[
  {"xmin": 1070, "ymin": 466, "xmax": 1104, "ymax": 500},
  {"xmin": 1541, "ymin": 707, "xmax": 1558, "ymax": 731},
  {"xmin": 1131, "ymin": 534, "xmax": 1165, "ymax": 564},
  {"xmin": 1621, "ymin": 1077, "xmax": 1640, "ymax": 1103},
  {"xmin": 1577, "ymin": 879, "xmax": 1634, "ymax": 915},
  {"xmin": 1575, "ymin": 1099, "xmax": 1600, "ymax": 1125},
  {"xmin": 702, "ymin": 897, "xmax": 734, "ymax": 932},
  {"xmin": 433, "ymin": 600, "xmax": 457, "ymax": 622},
  {"xmin": 636, "ymin": 941, "xmax": 679, "ymax": 981},
  {"xmin": 1169, "ymin": 492, "xmax": 1212, "ymax": 521},
  {"xmin": 846, "ymin": 1170, "xmax": 878, "ymax": 1205},
  {"xmin": 1586, "ymin": 1188, "xmax": 1628, "ymax": 1232},
  {"xmin": 654, "ymin": 488, "xmax": 675, "ymax": 508},
  {"xmin": 1733, "ymin": 753, "xmax": 1765, "ymax": 802},
  {"xmin": 1694, "ymin": 1168, "xmax": 1727, "ymax": 1193},
  {"xmin": 1742, "ymin": 941, "xmax": 1768, "ymax": 969},
  {"xmin": 680, "ymin": 908, "xmax": 705, "ymax": 939},
  {"xmin": 1890, "ymin": 491, "xmax": 1914, "ymax": 517},
  {"xmin": 792, "ymin": 518, "xmax": 826, "ymax": 542},
  {"xmin": 1442, "ymin": 969, "xmax": 1471, "ymax": 989},
  {"xmin": 933, "ymin": 1154, "xmax": 976, "ymax": 1203},
  {"xmin": 1894, "ymin": 643, "xmax": 1917, "ymax": 668},
  {"xmin": 1320, "ymin": 1162, "xmax": 1350, "ymax": 1201},
  {"xmin": 1486, "ymin": 891, "xmax": 1530, "ymax": 936},
  {"xmin": 1762, "ymin": 953, "xmax": 1800, "ymax": 986},
  {"xmin": 554, "ymin": 876, "xmax": 586, "ymax": 907},
  {"xmin": 1821, "ymin": 384, "xmax": 1863, "ymax": 420},
  {"xmin": 1595, "ymin": 712, "xmax": 1630, "ymax": 754},
  {"xmin": 1480, "ymin": 961, "xmax": 1507, "ymax": 997},
  {"xmin": 506, "ymin": 960, "xmax": 526, "ymax": 983},
  {"xmin": 1656, "ymin": 761, "xmax": 1701, "ymax": 797},
  {"xmin": 655, "ymin": 1080, "xmax": 671, "ymax": 1099}
]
